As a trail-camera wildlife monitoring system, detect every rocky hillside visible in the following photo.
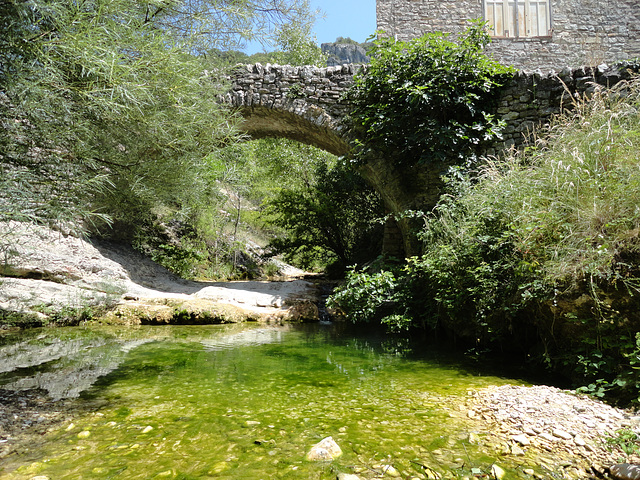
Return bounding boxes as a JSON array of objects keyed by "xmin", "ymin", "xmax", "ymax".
[{"xmin": 321, "ymin": 42, "xmax": 371, "ymax": 66}]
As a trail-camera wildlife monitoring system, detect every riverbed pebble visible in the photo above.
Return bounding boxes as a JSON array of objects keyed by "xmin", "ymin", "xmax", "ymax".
[
  {"xmin": 465, "ymin": 385, "xmax": 640, "ymax": 477},
  {"xmin": 337, "ymin": 474, "xmax": 362, "ymax": 480},
  {"xmin": 0, "ymin": 388, "xmax": 73, "ymax": 458}
]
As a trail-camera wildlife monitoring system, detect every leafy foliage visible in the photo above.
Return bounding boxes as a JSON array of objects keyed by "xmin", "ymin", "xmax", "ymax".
[
  {"xmin": 264, "ymin": 159, "xmax": 383, "ymax": 273},
  {"xmin": 334, "ymin": 37, "xmax": 363, "ymax": 46},
  {"xmin": 269, "ymin": 17, "xmax": 327, "ymax": 67},
  {"xmin": 606, "ymin": 428, "xmax": 640, "ymax": 457},
  {"xmin": 0, "ymin": 0, "xmax": 323, "ymax": 278},
  {"xmin": 0, "ymin": 0, "xmax": 315, "ymax": 231},
  {"xmin": 348, "ymin": 21, "xmax": 514, "ymax": 166}
]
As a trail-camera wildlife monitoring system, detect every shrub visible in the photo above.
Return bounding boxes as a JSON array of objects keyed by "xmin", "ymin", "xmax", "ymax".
[{"xmin": 348, "ymin": 20, "xmax": 514, "ymax": 167}]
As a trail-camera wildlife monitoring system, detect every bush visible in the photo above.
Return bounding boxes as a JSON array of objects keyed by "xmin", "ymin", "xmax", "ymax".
[
  {"xmin": 348, "ymin": 21, "xmax": 514, "ymax": 167},
  {"xmin": 264, "ymin": 159, "xmax": 383, "ymax": 274}
]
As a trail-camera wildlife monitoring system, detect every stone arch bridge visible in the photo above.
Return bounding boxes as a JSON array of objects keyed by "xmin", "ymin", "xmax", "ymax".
[
  {"xmin": 223, "ymin": 62, "xmax": 633, "ymax": 255},
  {"xmin": 223, "ymin": 63, "xmax": 359, "ymax": 157}
]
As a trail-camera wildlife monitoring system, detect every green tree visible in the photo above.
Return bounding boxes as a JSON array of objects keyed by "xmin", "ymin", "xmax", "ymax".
[
  {"xmin": 334, "ymin": 37, "xmax": 361, "ymax": 45},
  {"xmin": 0, "ymin": 0, "xmax": 316, "ymax": 234},
  {"xmin": 270, "ymin": 17, "xmax": 327, "ymax": 66},
  {"xmin": 265, "ymin": 159, "xmax": 383, "ymax": 274}
]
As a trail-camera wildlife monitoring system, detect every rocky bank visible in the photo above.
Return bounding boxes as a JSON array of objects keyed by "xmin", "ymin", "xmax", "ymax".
[
  {"xmin": 461, "ymin": 385, "xmax": 640, "ymax": 479},
  {"xmin": 0, "ymin": 221, "xmax": 319, "ymax": 326}
]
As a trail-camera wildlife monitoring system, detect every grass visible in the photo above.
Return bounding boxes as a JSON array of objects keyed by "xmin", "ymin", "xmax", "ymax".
[{"xmin": 474, "ymin": 77, "xmax": 640, "ymax": 286}]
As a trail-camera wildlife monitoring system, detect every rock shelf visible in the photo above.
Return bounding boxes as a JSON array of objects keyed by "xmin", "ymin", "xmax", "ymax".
[{"xmin": 0, "ymin": 221, "xmax": 319, "ymax": 325}]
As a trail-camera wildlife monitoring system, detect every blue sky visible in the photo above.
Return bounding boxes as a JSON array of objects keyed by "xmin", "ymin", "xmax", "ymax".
[
  {"xmin": 245, "ymin": 0, "xmax": 377, "ymax": 54},
  {"xmin": 311, "ymin": 0, "xmax": 377, "ymax": 45}
]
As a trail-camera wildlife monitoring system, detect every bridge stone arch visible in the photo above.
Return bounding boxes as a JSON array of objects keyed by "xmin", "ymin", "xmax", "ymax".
[
  {"xmin": 224, "ymin": 62, "xmax": 636, "ymax": 256},
  {"xmin": 223, "ymin": 63, "xmax": 361, "ymax": 156}
]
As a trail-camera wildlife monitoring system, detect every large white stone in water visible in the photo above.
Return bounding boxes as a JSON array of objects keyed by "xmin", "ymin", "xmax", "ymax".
[{"xmin": 305, "ymin": 436, "xmax": 343, "ymax": 461}]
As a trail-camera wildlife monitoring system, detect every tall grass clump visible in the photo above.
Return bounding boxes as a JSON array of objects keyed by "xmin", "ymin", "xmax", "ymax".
[
  {"xmin": 493, "ymin": 78, "xmax": 640, "ymax": 285},
  {"xmin": 330, "ymin": 76, "xmax": 640, "ymax": 404}
]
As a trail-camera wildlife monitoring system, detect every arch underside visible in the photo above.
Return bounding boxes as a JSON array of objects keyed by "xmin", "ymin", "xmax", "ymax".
[{"xmin": 236, "ymin": 106, "xmax": 351, "ymax": 157}]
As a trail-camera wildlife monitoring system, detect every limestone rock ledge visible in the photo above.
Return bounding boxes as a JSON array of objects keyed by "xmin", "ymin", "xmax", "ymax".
[{"xmin": 0, "ymin": 222, "xmax": 318, "ymax": 325}]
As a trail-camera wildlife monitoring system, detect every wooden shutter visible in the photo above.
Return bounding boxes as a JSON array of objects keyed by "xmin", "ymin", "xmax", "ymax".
[
  {"xmin": 485, "ymin": 0, "xmax": 505, "ymax": 36},
  {"xmin": 485, "ymin": 0, "xmax": 550, "ymax": 37},
  {"xmin": 526, "ymin": 0, "xmax": 550, "ymax": 36}
]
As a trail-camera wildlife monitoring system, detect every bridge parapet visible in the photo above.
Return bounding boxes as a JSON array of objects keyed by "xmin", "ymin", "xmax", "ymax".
[{"xmin": 224, "ymin": 62, "xmax": 636, "ymax": 158}]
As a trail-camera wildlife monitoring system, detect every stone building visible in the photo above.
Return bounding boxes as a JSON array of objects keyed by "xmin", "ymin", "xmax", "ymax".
[{"xmin": 376, "ymin": 0, "xmax": 640, "ymax": 70}]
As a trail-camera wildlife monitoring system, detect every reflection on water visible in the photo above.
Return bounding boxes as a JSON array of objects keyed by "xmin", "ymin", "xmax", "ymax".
[
  {"xmin": 0, "ymin": 323, "xmax": 530, "ymax": 479},
  {"xmin": 0, "ymin": 329, "xmax": 151, "ymax": 400},
  {"xmin": 200, "ymin": 327, "xmax": 287, "ymax": 351},
  {"xmin": 0, "ymin": 324, "xmax": 287, "ymax": 400}
]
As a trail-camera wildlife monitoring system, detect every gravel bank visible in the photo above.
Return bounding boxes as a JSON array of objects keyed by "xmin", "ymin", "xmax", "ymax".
[{"xmin": 461, "ymin": 385, "xmax": 640, "ymax": 478}]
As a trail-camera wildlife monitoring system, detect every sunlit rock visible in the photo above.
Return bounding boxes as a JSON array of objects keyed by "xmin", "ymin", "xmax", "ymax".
[
  {"xmin": 337, "ymin": 474, "xmax": 362, "ymax": 480},
  {"xmin": 491, "ymin": 464, "xmax": 506, "ymax": 479},
  {"xmin": 381, "ymin": 464, "xmax": 401, "ymax": 477},
  {"xmin": 306, "ymin": 436, "xmax": 342, "ymax": 461},
  {"xmin": 511, "ymin": 434, "xmax": 530, "ymax": 446}
]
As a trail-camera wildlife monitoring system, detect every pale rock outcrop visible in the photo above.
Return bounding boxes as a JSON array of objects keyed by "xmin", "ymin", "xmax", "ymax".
[{"xmin": 0, "ymin": 222, "xmax": 318, "ymax": 323}]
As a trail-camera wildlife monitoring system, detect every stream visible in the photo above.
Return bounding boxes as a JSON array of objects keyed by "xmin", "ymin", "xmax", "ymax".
[{"xmin": 0, "ymin": 322, "xmax": 532, "ymax": 479}]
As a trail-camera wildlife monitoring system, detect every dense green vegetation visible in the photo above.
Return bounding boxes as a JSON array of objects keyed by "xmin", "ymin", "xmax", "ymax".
[
  {"xmin": 265, "ymin": 159, "xmax": 383, "ymax": 275},
  {"xmin": 347, "ymin": 21, "xmax": 514, "ymax": 167},
  {"xmin": 202, "ymin": 138, "xmax": 382, "ymax": 278},
  {"xmin": 4, "ymin": 0, "xmax": 640, "ymax": 408},
  {"xmin": 0, "ymin": 0, "xmax": 313, "ymax": 226},
  {"xmin": 330, "ymin": 75, "xmax": 640, "ymax": 404},
  {"xmin": 209, "ymin": 20, "xmax": 326, "ymax": 67}
]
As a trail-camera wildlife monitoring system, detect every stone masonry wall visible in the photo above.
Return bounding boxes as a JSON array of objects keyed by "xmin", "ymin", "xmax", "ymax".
[
  {"xmin": 492, "ymin": 63, "xmax": 638, "ymax": 154},
  {"xmin": 222, "ymin": 63, "xmax": 361, "ymax": 156},
  {"xmin": 226, "ymin": 62, "xmax": 637, "ymax": 157},
  {"xmin": 376, "ymin": 0, "xmax": 640, "ymax": 71}
]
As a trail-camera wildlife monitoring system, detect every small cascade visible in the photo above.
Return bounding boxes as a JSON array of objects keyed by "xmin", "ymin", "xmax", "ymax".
[{"xmin": 310, "ymin": 277, "xmax": 339, "ymax": 324}]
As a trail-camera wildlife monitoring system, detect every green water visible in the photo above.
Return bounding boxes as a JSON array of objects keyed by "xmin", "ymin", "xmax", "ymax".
[{"xmin": 0, "ymin": 323, "xmax": 528, "ymax": 479}]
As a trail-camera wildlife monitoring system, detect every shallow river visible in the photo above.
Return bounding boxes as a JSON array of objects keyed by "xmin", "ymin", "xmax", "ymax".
[{"xmin": 0, "ymin": 323, "xmax": 529, "ymax": 479}]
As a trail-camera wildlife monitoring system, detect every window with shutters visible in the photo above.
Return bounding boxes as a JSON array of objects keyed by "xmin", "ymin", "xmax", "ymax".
[{"xmin": 484, "ymin": 0, "xmax": 551, "ymax": 38}]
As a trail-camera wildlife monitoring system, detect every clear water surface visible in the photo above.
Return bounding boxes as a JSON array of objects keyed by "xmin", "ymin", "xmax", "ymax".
[{"xmin": 0, "ymin": 323, "xmax": 530, "ymax": 479}]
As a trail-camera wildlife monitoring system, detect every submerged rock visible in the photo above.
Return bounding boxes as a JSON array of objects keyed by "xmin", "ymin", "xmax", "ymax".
[
  {"xmin": 337, "ymin": 474, "xmax": 362, "ymax": 480},
  {"xmin": 611, "ymin": 464, "xmax": 640, "ymax": 480},
  {"xmin": 380, "ymin": 464, "xmax": 401, "ymax": 477},
  {"xmin": 491, "ymin": 464, "xmax": 506, "ymax": 479},
  {"xmin": 306, "ymin": 436, "xmax": 342, "ymax": 461}
]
